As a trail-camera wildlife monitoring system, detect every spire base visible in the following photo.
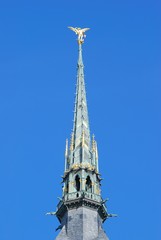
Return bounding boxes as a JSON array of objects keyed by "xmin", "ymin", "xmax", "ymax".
[{"xmin": 56, "ymin": 196, "xmax": 108, "ymax": 223}]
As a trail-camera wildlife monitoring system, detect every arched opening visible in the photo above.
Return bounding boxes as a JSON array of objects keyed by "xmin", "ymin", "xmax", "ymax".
[
  {"xmin": 66, "ymin": 181, "xmax": 69, "ymax": 193},
  {"xmin": 85, "ymin": 176, "xmax": 92, "ymax": 193},
  {"xmin": 75, "ymin": 175, "xmax": 80, "ymax": 192}
]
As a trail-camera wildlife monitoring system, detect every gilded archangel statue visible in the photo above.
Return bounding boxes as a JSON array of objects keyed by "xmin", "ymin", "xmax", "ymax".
[{"xmin": 68, "ymin": 26, "xmax": 90, "ymax": 43}]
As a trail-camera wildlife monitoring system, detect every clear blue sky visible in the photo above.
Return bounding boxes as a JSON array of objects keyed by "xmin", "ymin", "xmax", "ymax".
[{"xmin": 0, "ymin": 1, "xmax": 161, "ymax": 240}]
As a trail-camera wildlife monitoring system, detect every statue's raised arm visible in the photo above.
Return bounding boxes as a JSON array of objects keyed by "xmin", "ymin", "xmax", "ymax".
[{"xmin": 68, "ymin": 26, "xmax": 90, "ymax": 44}]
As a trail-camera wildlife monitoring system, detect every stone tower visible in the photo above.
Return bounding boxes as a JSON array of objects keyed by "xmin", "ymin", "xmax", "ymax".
[{"xmin": 51, "ymin": 28, "xmax": 115, "ymax": 240}]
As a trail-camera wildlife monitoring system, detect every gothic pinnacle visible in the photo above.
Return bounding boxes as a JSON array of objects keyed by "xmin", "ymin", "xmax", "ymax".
[
  {"xmin": 65, "ymin": 139, "xmax": 68, "ymax": 158},
  {"xmin": 70, "ymin": 132, "xmax": 74, "ymax": 151},
  {"xmin": 92, "ymin": 134, "xmax": 96, "ymax": 152}
]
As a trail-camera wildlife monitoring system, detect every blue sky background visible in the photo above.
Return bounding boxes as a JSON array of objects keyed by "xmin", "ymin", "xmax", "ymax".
[{"xmin": 0, "ymin": 1, "xmax": 161, "ymax": 240}]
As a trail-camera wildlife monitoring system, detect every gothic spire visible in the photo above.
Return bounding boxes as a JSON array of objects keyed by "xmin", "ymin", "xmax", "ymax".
[
  {"xmin": 72, "ymin": 43, "xmax": 90, "ymax": 151},
  {"xmin": 48, "ymin": 27, "xmax": 115, "ymax": 240}
]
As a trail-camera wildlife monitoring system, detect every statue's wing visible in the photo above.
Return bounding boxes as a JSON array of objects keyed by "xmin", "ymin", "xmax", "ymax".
[
  {"xmin": 82, "ymin": 28, "xmax": 90, "ymax": 33},
  {"xmin": 68, "ymin": 26, "xmax": 78, "ymax": 34}
]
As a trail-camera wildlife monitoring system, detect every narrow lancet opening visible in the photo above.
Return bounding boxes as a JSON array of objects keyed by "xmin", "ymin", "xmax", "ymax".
[
  {"xmin": 75, "ymin": 175, "xmax": 80, "ymax": 191},
  {"xmin": 85, "ymin": 176, "xmax": 92, "ymax": 193},
  {"xmin": 66, "ymin": 181, "xmax": 69, "ymax": 194}
]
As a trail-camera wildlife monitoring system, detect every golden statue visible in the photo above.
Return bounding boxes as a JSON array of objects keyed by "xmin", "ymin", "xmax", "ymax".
[{"xmin": 68, "ymin": 26, "xmax": 90, "ymax": 43}]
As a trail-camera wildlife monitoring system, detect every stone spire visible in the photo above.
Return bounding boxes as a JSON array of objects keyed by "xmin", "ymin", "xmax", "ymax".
[
  {"xmin": 50, "ymin": 27, "xmax": 116, "ymax": 240},
  {"xmin": 63, "ymin": 40, "xmax": 100, "ymax": 200},
  {"xmin": 72, "ymin": 43, "xmax": 90, "ymax": 152}
]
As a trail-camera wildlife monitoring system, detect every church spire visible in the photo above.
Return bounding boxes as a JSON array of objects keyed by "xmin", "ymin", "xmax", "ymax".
[
  {"xmin": 51, "ymin": 27, "xmax": 116, "ymax": 240},
  {"xmin": 72, "ymin": 42, "xmax": 90, "ymax": 153}
]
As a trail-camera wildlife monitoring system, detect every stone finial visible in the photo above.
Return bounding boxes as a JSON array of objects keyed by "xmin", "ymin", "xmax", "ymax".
[
  {"xmin": 92, "ymin": 134, "xmax": 96, "ymax": 152},
  {"xmin": 70, "ymin": 132, "xmax": 74, "ymax": 151},
  {"xmin": 65, "ymin": 139, "xmax": 68, "ymax": 158},
  {"xmin": 95, "ymin": 141, "xmax": 98, "ymax": 160}
]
